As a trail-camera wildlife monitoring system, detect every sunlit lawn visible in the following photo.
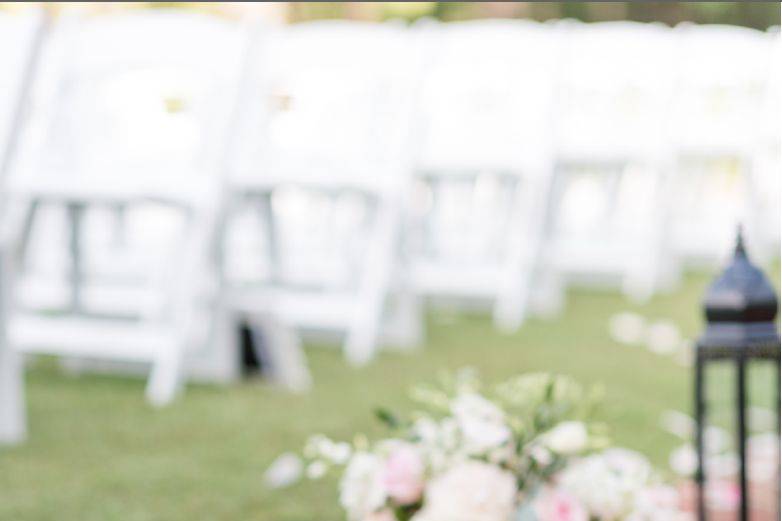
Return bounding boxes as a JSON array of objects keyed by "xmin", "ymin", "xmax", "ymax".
[{"xmin": 0, "ymin": 268, "xmax": 778, "ymax": 520}]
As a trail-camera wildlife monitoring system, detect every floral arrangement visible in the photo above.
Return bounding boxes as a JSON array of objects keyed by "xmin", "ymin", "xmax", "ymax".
[{"xmin": 276, "ymin": 370, "xmax": 685, "ymax": 521}]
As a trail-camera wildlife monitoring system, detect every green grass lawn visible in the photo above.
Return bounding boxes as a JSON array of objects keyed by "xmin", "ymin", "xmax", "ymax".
[{"xmin": 0, "ymin": 269, "xmax": 777, "ymax": 521}]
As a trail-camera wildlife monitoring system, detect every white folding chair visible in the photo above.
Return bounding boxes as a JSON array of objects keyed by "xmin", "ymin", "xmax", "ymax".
[
  {"xmin": 547, "ymin": 21, "xmax": 678, "ymax": 302},
  {"xmin": 0, "ymin": 8, "xmax": 46, "ymax": 444},
  {"xmin": 669, "ymin": 23, "xmax": 772, "ymax": 266},
  {"xmin": 0, "ymin": 8, "xmax": 46, "ymax": 189},
  {"xmin": 223, "ymin": 20, "xmax": 419, "ymax": 367},
  {"xmin": 408, "ymin": 19, "xmax": 559, "ymax": 332},
  {"xmin": 5, "ymin": 10, "xmax": 250, "ymax": 405},
  {"xmin": 752, "ymin": 27, "xmax": 781, "ymax": 259}
]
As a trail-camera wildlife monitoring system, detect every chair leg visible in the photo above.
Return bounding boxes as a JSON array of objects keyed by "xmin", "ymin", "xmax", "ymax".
[
  {"xmin": 344, "ymin": 202, "xmax": 398, "ymax": 366},
  {"xmin": 344, "ymin": 273, "xmax": 388, "ymax": 366},
  {"xmin": 527, "ymin": 264, "xmax": 565, "ymax": 320},
  {"xmin": 247, "ymin": 315, "xmax": 311, "ymax": 393},
  {"xmin": 0, "ymin": 247, "xmax": 25, "ymax": 444},
  {"xmin": 381, "ymin": 286, "xmax": 425, "ymax": 350},
  {"xmin": 0, "ymin": 347, "xmax": 26, "ymax": 444},
  {"xmin": 185, "ymin": 302, "xmax": 241, "ymax": 384},
  {"xmin": 345, "ymin": 310, "xmax": 382, "ymax": 367},
  {"xmin": 623, "ymin": 240, "xmax": 678, "ymax": 303},
  {"xmin": 494, "ymin": 278, "xmax": 531, "ymax": 333},
  {"xmin": 623, "ymin": 268, "xmax": 655, "ymax": 303},
  {"xmin": 145, "ymin": 345, "xmax": 184, "ymax": 407}
]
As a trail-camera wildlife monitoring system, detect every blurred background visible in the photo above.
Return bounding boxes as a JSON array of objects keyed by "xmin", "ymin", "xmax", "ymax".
[
  {"xmin": 7, "ymin": 2, "xmax": 780, "ymax": 27},
  {"xmin": 0, "ymin": 2, "xmax": 779, "ymax": 520}
]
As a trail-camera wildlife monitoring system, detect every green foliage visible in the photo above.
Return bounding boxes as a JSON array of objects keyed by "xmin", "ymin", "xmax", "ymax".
[
  {"xmin": 374, "ymin": 407, "xmax": 403, "ymax": 430},
  {"xmin": 286, "ymin": 2, "xmax": 779, "ymax": 29}
]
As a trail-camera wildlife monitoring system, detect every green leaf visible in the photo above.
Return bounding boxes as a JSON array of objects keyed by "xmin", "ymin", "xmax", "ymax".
[{"xmin": 374, "ymin": 407, "xmax": 401, "ymax": 429}]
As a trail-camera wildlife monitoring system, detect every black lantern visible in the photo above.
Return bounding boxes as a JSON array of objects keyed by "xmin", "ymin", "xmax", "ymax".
[{"xmin": 694, "ymin": 228, "xmax": 781, "ymax": 521}]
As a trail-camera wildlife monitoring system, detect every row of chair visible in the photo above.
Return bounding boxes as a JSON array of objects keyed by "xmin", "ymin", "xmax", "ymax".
[{"xmin": 0, "ymin": 10, "xmax": 778, "ymax": 413}]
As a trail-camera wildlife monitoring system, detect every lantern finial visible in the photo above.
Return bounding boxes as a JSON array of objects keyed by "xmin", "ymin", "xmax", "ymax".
[
  {"xmin": 701, "ymin": 225, "xmax": 779, "ymax": 336},
  {"xmin": 735, "ymin": 224, "xmax": 746, "ymax": 257}
]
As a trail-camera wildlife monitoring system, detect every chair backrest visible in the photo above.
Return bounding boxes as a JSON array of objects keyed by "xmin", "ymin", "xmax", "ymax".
[
  {"xmin": 671, "ymin": 23, "xmax": 770, "ymax": 152},
  {"xmin": 0, "ymin": 10, "xmax": 45, "ymax": 190},
  {"xmin": 414, "ymin": 19, "xmax": 557, "ymax": 174},
  {"xmin": 556, "ymin": 20, "xmax": 675, "ymax": 159},
  {"xmin": 231, "ymin": 20, "xmax": 415, "ymax": 193},
  {"xmin": 407, "ymin": 20, "xmax": 557, "ymax": 263},
  {"xmin": 16, "ymin": 10, "xmax": 249, "ymax": 199},
  {"xmin": 11, "ymin": 11, "xmax": 251, "ymax": 321},
  {"xmin": 762, "ymin": 26, "xmax": 781, "ymax": 144},
  {"xmin": 225, "ymin": 21, "xmax": 414, "ymax": 291}
]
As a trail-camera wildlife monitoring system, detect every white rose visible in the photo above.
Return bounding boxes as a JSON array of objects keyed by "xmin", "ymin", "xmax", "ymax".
[
  {"xmin": 340, "ymin": 452, "xmax": 386, "ymax": 521},
  {"xmin": 413, "ymin": 460, "xmax": 517, "ymax": 521},
  {"xmin": 561, "ymin": 457, "xmax": 627, "ymax": 519},
  {"xmin": 451, "ymin": 393, "xmax": 512, "ymax": 455},
  {"xmin": 543, "ymin": 421, "xmax": 589, "ymax": 455},
  {"xmin": 560, "ymin": 449, "xmax": 652, "ymax": 519},
  {"xmin": 668, "ymin": 444, "xmax": 696, "ymax": 477}
]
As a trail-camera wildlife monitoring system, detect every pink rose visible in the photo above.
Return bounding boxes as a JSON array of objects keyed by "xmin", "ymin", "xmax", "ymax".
[
  {"xmin": 382, "ymin": 445, "xmax": 425, "ymax": 506},
  {"xmin": 535, "ymin": 488, "xmax": 588, "ymax": 521}
]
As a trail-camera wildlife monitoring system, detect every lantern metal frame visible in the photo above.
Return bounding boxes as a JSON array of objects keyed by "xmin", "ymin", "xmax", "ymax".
[{"xmin": 694, "ymin": 230, "xmax": 781, "ymax": 521}]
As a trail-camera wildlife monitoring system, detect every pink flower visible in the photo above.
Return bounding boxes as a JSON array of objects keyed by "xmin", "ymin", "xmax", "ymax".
[
  {"xmin": 706, "ymin": 480, "xmax": 740, "ymax": 511},
  {"xmin": 382, "ymin": 445, "xmax": 425, "ymax": 506},
  {"xmin": 535, "ymin": 488, "xmax": 588, "ymax": 521}
]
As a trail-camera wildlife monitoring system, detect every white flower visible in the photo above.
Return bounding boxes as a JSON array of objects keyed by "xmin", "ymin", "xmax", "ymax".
[
  {"xmin": 544, "ymin": 421, "xmax": 589, "ymax": 455},
  {"xmin": 412, "ymin": 417, "xmax": 461, "ymax": 472},
  {"xmin": 306, "ymin": 460, "xmax": 328, "ymax": 479},
  {"xmin": 706, "ymin": 453, "xmax": 738, "ymax": 479},
  {"xmin": 530, "ymin": 444, "xmax": 554, "ymax": 467},
  {"xmin": 264, "ymin": 452, "xmax": 303, "ymax": 489},
  {"xmin": 560, "ymin": 449, "xmax": 652, "ymax": 519},
  {"xmin": 704, "ymin": 425, "xmax": 730, "ymax": 454},
  {"xmin": 451, "ymin": 392, "xmax": 512, "ymax": 455},
  {"xmin": 659, "ymin": 410, "xmax": 695, "ymax": 440},
  {"xmin": 748, "ymin": 433, "xmax": 780, "ymax": 482},
  {"xmin": 412, "ymin": 417, "xmax": 440, "ymax": 446},
  {"xmin": 668, "ymin": 444, "xmax": 696, "ymax": 477},
  {"xmin": 305, "ymin": 435, "xmax": 353, "ymax": 465},
  {"xmin": 645, "ymin": 320, "xmax": 681, "ymax": 355},
  {"xmin": 413, "ymin": 460, "xmax": 517, "ymax": 521},
  {"xmin": 325, "ymin": 441, "xmax": 352, "ymax": 465},
  {"xmin": 608, "ymin": 312, "xmax": 646, "ymax": 345},
  {"xmin": 339, "ymin": 452, "xmax": 387, "ymax": 521}
]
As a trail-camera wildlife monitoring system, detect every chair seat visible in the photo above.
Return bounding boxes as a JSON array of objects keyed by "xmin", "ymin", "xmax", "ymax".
[
  {"xmin": 9, "ymin": 166, "xmax": 216, "ymax": 208},
  {"xmin": 549, "ymin": 238, "xmax": 650, "ymax": 273},
  {"xmin": 15, "ymin": 276, "xmax": 166, "ymax": 317},
  {"xmin": 228, "ymin": 287, "xmax": 358, "ymax": 330},
  {"xmin": 409, "ymin": 260, "xmax": 503, "ymax": 298},
  {"xmin": 9, "ymin": 314, "xmax": 175, "ymax": 361}
]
